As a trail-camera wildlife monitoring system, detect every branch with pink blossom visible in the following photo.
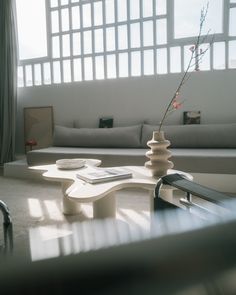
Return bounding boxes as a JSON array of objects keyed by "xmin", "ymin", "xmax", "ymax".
[{"xmin": 158, "ymin": 3, "xmax": 213, "ymax": 132}]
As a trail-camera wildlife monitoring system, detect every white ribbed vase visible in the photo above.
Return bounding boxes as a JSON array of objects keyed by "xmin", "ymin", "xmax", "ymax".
[{"xmin": 145, "ymin": 131, "xmax": 174, "ymax": 177}]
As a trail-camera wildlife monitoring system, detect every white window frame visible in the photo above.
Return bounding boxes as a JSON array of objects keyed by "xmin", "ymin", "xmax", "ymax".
[{"xmin": 17, "ymin": 0, "xmax": 236, "ymax": 88}]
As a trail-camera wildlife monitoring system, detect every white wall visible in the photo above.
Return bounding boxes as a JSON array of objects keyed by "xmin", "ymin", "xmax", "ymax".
[{"xmin": 16, "ymin": 70, "xmax": 236, "ymax": 153}]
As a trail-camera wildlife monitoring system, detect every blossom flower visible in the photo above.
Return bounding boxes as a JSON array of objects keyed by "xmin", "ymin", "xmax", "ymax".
[{"xmin": 172, "ymin": 99, "xmax": 183, "ymax": 110}]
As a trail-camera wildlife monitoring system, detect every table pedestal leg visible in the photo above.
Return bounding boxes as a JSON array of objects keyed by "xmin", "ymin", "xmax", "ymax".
[
  {"xmin": 93, "ymin": 192, "xmax": 116, "ymax": 219},
  {"xmin": 61, "ymin": 182, "xmax": 82, "ymax": 215}
]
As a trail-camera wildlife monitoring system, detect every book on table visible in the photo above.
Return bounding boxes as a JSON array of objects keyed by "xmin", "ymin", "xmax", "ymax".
[{"xmin": 76, "ymin": 167, "xmax": 132, "ymax": 184}]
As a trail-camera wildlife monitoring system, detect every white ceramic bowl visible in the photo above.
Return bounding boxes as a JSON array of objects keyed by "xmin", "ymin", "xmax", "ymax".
[{"xmin": 56, "ymin": 159, "xmax": 86, "ymax": 170}]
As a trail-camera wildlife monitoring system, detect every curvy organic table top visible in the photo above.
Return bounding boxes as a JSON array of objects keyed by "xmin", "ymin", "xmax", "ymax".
[{"xmin": 30, "ymin": 159, "xmax": 192, "ymax": 203}]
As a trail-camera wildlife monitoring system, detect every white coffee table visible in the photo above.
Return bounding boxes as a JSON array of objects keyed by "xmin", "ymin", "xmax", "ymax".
[{"xmin": 30, "ymin": 159, "xmax": 192, "ymax": 219}]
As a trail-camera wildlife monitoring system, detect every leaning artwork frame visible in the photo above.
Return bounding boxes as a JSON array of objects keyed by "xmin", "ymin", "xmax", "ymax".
[
  {"xmin": 183, "ymin": 111, "xmax": 201, "ymax": 125},
  {"xmin": 24, "ymin": 106, "xmax": 54, "ymax": 151}
]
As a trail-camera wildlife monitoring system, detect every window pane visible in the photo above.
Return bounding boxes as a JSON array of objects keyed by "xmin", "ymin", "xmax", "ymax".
[
  {"xmin": 62, "ymin": 34, "xmax": 70, "ymax": 57},
  {"xmin": 84, "ymin": 57, "xmax": 93, "ymax": 80},
  {"xmin": 73, "ymin": 58, "xmax": 82, "ymax": 81},
  {"xmin": 63, "ymin": 60, "xmax": 71, "ymax": 82},
  {"xmin": 170, "ymin": 47, "xmax": 181, "ymax": 73},
  {"xmin": 61, "ymin": 0, "xmax": 68, "ymax": 5},
  {"xmin": 72, "ymin": 6, "xmax": 80, "ymax": 30},
  {"xmin": 156, "ymin": 0, "xmax": 166, "ymax": 15},
  {"xmin": 71, "ymin": 0, "xmax": 79, "ymax": 2},
  {"xmin": 130, "ymin": 23, "xmax": 141, "ymax": 48},
  {"xmin": 119, "ymin": 53, "xmax": 128, "ymax": 77},
  {"xmin": 130, "ymin": 0, "xmax": 140, "ymax": 20},
  {"xmin": 43, "ymin": 62, "xmax": 52, "ymax": 85},
  {"xmin": 199, "ymin": 43, "xmax": 210, "ymax": 71},
  {"xmin": 52, "ymin": 36, "xmax": 60, "ymax": 58},
  {"xmin": 118, "ymin": 25, "xmax": 128, "ymax": 50},
  {"xmin": 94, "ymin": 29, "xmax": 104, "ymax": 53},
  {"xmin": 50, "ymin": 0, "xmax": 58, "ymax": 8},
  {"xmin": 131, "ymin": 51, "xmax": 141, "ymax": 76},
  {"xmin": 16, "ymin": 0, "xmax": 47, "ymax": 60},
  {"xmin": 117, "ymin": 0, "xmax": 127, "ymax": 22},
  {"xmin": 143, "ymin": 21, "xmax": 153, "ymax": 46},
  {"xmin": 73, "ymin": 33, "xmax": 81, "ymax": 55},
  {"xmin": 229, "ymin": 8, "xmax": 236, "ymax": 36},
  {"xmin": 18, "ymin": 66, "xmax": 24, "ymax": 87},
  {"xmin": 213, "ymin": 42, "xmax": 225, "ymax": 69},
  {"xmin": 230, "ymin": 0, "xmax": 236, "ymax": 2},
  {"xmin": 82, "ymin": 4, "xmax": 92, "ymax": 28},
  {"xmin": 106, "ymin": 27, "xmax": 116, "ymax": 51},
  {"xmin": 229, "ymin": 40, "xmax": 236, "ymax": 69},
  {"xmin": 34, "ymin": 64, "xmax": 42, "ymax": 85},
  {"xmin": 53, "ymin": 61, "xmax": 61, "ymax": 83},
  {"xmin": 184, "ymin": 45, "xmax": 193, "ymax": 71},
  {"xmin": 61, "ymin": 8, "xmax": 69, "ymax": 31},
  {"xmin": 83, "ymin": 31, "xmax": 92, "ymax": 54},
  {"xmin": 156, "ymin": 48, "xmax": 167, "ymax": 74},
  {"xmin": 94, "ymin": 2, "xmax": 103, "ymax": 26},
  {"xmin": 143, "ymin": 0, "xmax": 153, "ymax": 17},
  {"xmin": 156, "ymin": 19, "xmax": 167, "ymax": 45},
  {"xmin": 95, "ymin": 56, "xmax": 105, "ymax": 79},
  {"xmin": 25, "ymin": 65, "xmax": 33, "ymax": 86},
  {"xmin": 143, "ymin": 49, "xmax": 154, "ymax": 75},
  {"xmin": 107, "ymin": 54, "xmax": 117, "ymax": 78},
  {"xmin": 174, "ymin": 0, "xmax": 223, "ymax": 38},
  {"xmin": 51, "ymin": 10, "xmax": 59, "ymax": 33},
  {"xmin": 105, "ymin": 0, "xmax": 115, "ymax": 24}
]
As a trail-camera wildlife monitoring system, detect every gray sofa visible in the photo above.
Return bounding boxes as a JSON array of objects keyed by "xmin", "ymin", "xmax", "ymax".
[{"xmin": 26, "ymin": 123, "xmax": 236, "ymax": 174}]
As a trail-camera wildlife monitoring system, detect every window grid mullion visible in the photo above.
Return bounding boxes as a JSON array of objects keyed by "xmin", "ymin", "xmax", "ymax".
[
  {"xmin": 91, "ymin": 2, "xmax": 95, "ymax": 80},
  {"xmin": 79, "ymin": 3, "xmax": 85, "ymax": 81},
  {"xmin": 127, "ymin": 0, "xmax": 131, "ymax": 77},
  {"xmin": 140, "ymin": 0, "xmax": 144, "ymax": 76},
  {"xmin": 153, "ymin": 0, "xmax": 157, "ymax": 75},
  {"xmin": 114, "ymin": 0, "xmax": 119, "ymax": 78},
  {"xmin": 31, "ymin": 64, "xmax": 35, "ymax": 86},
  {"xmin": 103, "ymin": 1, "xmax": 107, "ymax": 79},
  {"xmin": 226, "ymin": 41, "xmax": 229, "ymax": 69},
  {"xmin": 225, "ymin": 0, "xmax": 230, "ymax": 69},
  {"xmin": 23, "ymin": 65, "xmax": 26, "ymax": 87},
  {"xmin": 59, "ymin": 8, "xmax": 63, "ymax": 83},
  {"xmin": 49, "ymin": 61, "xmax": 53, "ymax": 85},
  {"xmin": 68, "ymin": 5, "xmax": 74, "ymax": 82}
]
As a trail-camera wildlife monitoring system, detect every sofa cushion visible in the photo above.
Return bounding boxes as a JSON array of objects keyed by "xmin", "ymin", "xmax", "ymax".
[
  {"xmin": 53, "ymin": 125, "xmax": 142, "ymax": 148},
  {"xmin": 141, "ymin": 123, "xmax": 236, "ymax": 148}
]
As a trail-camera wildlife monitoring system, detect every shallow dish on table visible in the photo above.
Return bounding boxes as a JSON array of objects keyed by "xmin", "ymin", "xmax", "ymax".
[{"xmin": 56, "ymin": 158, "xmax": 86, "ymax": 170}]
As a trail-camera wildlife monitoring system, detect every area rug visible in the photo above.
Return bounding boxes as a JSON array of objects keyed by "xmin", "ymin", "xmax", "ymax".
[{"xmin": 0, "ymin": 174, "xmax": 150, "ymax": 256}]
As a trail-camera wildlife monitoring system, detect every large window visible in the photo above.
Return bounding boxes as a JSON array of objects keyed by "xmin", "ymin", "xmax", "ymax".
[{"xmin": 16, "ymin": 0, "xmax": 236, "ymax": 87}]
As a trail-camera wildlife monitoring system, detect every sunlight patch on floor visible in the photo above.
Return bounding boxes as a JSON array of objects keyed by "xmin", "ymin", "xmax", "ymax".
[
  {"xmin": 117, "ymin": 208, "xmax": 150, "ymax": 230},
  {"xmin": 28, "ymin": 198, "xmax": 43, "ymax": 218},
  {"xmin": 44, "ymin": 200, "xmax": 64, "ymax": 221}
]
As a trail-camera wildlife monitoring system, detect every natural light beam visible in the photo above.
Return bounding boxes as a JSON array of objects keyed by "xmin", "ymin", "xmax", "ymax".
[{"xmin": 27, "ymin": 198, "xmax": 43, "ymax": 218}]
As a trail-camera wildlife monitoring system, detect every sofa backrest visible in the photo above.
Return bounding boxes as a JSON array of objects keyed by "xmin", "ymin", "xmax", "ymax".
[
  {"xmin": 53, "ymin": 123, "xmax": 236, "ymax": 149},
  {"xmin": 141, "ymin": 123, "xmax": 236, "ymax": 148},
  {"xmin": 53, "ymin": 125, "xmax": 142, "ymax": 148}
]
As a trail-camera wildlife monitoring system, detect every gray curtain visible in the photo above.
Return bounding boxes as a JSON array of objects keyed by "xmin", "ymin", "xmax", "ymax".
[{"xmin": 0, "ymin": 0, "xmax": 18, "ymax": 165}]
